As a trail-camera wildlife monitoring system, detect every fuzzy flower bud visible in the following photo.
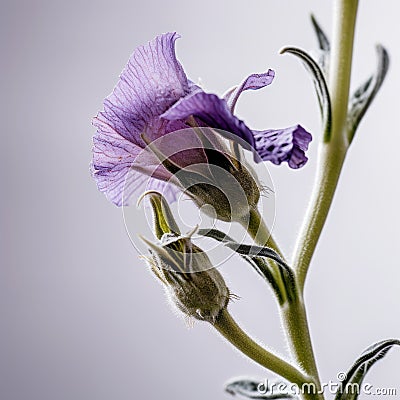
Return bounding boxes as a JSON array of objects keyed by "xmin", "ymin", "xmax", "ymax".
[{"xmin": 139, "ymin": 191, "xmax": 231, "ymax": 323}]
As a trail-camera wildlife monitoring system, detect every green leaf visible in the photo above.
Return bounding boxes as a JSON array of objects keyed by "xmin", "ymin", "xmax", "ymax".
[
  {"xmin": 224, "ymin": 243, "xmax": 287, "ymax": 267},
  {"xmin": 198, "ymin": 228, "xmax": 286, "ymax": 266},
  {"xmin": 225, "ymin": 378, "xmax": 297, "ymax": 399},
  {"xmin": 280, "ymin": 47, "xmax": 332, "ymax": 140},
  {"xmin": 310, "ymin": 14, "xmax": 330, "ymax": 75},
  {"xmin": 197, "ymin": 228, "xmax": 296, "ymax": 304},
  {"xmin": 311, "ymin": 14, "xmax": 330, "ymax": 53},
  {"xmin": 222, "ymin": 243, "xmax": 296, "ymax": 302},
  {"xmin": 197, "ymin": 227, "xmax": 234, "ymax": 243},
  {"xmin": 335, "ymin": 339, "xmax": 400, "ymax": 400},
  {"xmin": 138, "ymin": 191, "xmax": 180, "ymax": 239},
  {"xmin": 240, "ymin": 256, "xmax": 285, "ymax": 304},
  {"xmin": 347, "ymin": 45, "xmax": 390, "ymax": 143}
]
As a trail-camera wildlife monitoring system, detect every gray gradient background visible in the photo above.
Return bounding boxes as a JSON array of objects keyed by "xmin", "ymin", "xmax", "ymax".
[{"xmin": 1, "ymin": 1, "xmax": 399, "ymax": 399}]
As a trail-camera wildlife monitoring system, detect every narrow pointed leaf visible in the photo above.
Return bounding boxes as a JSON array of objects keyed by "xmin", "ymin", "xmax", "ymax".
[
  {"xmin": 198, "ymin": 228, "xmax": 296, "ymax": 303},
  {"xmin": 198, "ymin": 228, "xmax": 286, "ymax": 267},
  {"xmin": 225, "ymin": 378, "xmax": 297, "ymax": 399},
  {"xmin": 280, "ymin": 47, "xmax": 332, "ymax": 140},
  {"xmin": 197, "ymin": 227, "xmax": 235, "ymax": 243},
  {"xmin": 310, "ymin": 14, "xmax": 330, "ymax": 75},
  {"xmin": 311, "ymin": 14, "xmax": 330, "ymax": 52},
  {"xmin": 335, "ymin": 339, "xmax": 400, "ymax": 400},
  {"xmin": 243, "ymin": 256, "xmax": 285, "ymax": 304},
  {"xmin": 139, "ymin": 191, "xmax": 180, "ymax": 238},
  {"xmin": 347, "ymin": 45, "xmax": 390, "ymax": 143},
  {"xmin": 225, "ymin": 242, "xmax": 288, "ymax": 268}
]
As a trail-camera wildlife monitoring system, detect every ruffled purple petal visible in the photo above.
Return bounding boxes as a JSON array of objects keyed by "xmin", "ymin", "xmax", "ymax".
[
  {"xmin": 91, "ymin": 30, "xmax": 312, "ymax": 208},
  {"xmin": 96, "ymin": 32, "xmax": 191, "ymax": 146},
  {"xmin": 188, "ymin": 79, "xmax": 203, "ymax": 95},
  {"xmin": 224, "ymin": 70, "xmax": 275, "ymax": 112},
  {"xmin": 91, "ymin": 32, "xmax": 196, "ymax": 206},
  {"xmin": 253, "ymin": 125, "xmax": 312, "ymax": 169},
  {"xmin": 91, "ymin": 119, "xmax": 142, "ymax": 205},
  {"xmin": 91, "ymin": 117, "xmax": 181, "ymax": 206},
  {"xmin": 162, "ymin": 92, "xmax": 256, "ymax": 148}
]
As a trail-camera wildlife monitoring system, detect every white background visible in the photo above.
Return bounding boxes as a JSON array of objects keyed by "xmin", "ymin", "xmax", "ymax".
[{"xmin": 1, "ymin": 1, "xmax": 399, "ymax": 399}]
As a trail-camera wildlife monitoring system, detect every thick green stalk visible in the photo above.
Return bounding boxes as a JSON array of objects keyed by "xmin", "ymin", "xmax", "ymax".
[
  {"xmin": 293, "ymin": 0, "xmax": 359, "ymax": 291},
  {"xmin": 281, "ymin": 295, "xmax": 322, "ymax": 394},
  {"xmin": 214, "ymin": 309, "xmax": 319, "ymax": 397},
  {"xmin": 235, "ymin": 5, "xmax": 359, "ymax": 399},
  {"xmin": 293, "ymin": 144, "xmax": 347, "ymax": 291},
  {"xmin": 244, "ymin": 208, "xmax": 323, "ymax": 399}
]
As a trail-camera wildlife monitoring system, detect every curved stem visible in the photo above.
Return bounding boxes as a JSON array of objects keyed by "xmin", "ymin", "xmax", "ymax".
[
  {"xmin": 293, "ymin": 0, "xmax": 359, "ymax": 291},
  {"xmin": 244, "ymin": 208, "xmax": 289, "ymax": 300},
  {"xmin": 293, "ymin": 145, "xmax": 347, "ymax": 291},
  {"xmin": 245, "ymin": 207, "xmax": 284, "ymax": 259},
  {"xmin": 281, "ymin": 294, "xmax": 322, "ymax": 392},
  {"xmin": 214, "ymin": 309, "xmax": 313, "ymax": 389}
]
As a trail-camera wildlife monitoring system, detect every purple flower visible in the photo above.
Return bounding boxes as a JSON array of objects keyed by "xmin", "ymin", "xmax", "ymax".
[{"xmin": 91, "ymin": 32, "xmax": 312, "ymax": 206}]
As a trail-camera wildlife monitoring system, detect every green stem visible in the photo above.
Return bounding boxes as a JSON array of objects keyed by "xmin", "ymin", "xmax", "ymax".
[
  {"xmin": 281, "ymin": 294, "xmax": 322, "ymax": 396},
  {"xmin": 244, "ymin": 208, "xmax": 289, "ymax": 302},
  {"xmin": 214, "ymin": 309, "xmax": 315, "ymax": 390},
  {"xmin": 293, "ymin": 0, "xmax": 359, "ymax": 292},
  {"xmin": 293, "ymin": 145, "xmax": 347, "ymax": 291},
  {"xmin": 328, "ymin": 0, "xmax": 359, "ymax": 142},
  {"xmin": 233, "ymin": 3, "xmax": 359, "ymax": 399},
  {"xmin": 244, "ymin": 208, "xmax": 323, "ymax": 399},
  {"xmin": 245, "ymin": 207, "xmax": 284, "ymax": 259}
]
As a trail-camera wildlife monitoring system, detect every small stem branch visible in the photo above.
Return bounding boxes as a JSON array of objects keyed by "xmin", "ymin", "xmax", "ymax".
[
  {"xmin": 214, "ymin": 309, "xmax": 313, "ymax": 389},
  {"xmin": 293, "ymin": 0, "xmax": 359, "ymax": 291},
  {"xmin": 244, "ymin": 207, "xmax": 284, "ymax": 259}
]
